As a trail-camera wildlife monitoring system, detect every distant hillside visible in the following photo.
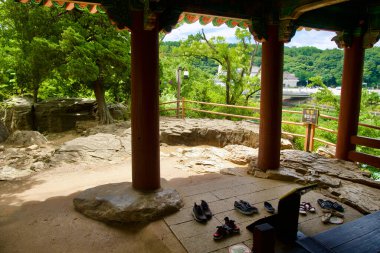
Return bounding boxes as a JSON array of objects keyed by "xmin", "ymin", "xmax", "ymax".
[{"xmin": 161, "ymin": 42, "xmax": 380, "ymax": 88}]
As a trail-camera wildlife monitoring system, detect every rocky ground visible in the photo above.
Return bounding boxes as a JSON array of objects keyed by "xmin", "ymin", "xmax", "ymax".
[{"xmin": 1, "ymin": 117, "xmax": 379, "ymax": 215}]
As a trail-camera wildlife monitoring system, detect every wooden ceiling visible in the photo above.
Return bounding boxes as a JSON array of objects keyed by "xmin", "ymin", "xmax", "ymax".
[{"xmin": 17, "ymin": 0, "xmax": 380, "ymax": 36}]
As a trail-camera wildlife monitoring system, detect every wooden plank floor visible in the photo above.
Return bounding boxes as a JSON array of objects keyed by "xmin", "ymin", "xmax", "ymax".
[{"xmin": 297, "ymin": 211, "xmax": 380, "ymax": 253}]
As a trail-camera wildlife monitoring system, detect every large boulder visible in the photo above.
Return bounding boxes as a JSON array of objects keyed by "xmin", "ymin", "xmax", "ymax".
[
  {"xmin": 5, "ymin": 130, "xmax": 48, "ymax": 147},
  {"xmin": 108, "ymin": 103, "xmax": 129, "ymax": 121},
  {"xmin": 34, "ymin": 98, "xmax": 96, "ymax": 133},
  {"xmin": 1, "ymin": 97, "xmax": 130, "ymax": 134},
  {"xmin": 0, "ymin": 97, "xmax": 34, "ymax": 132}
]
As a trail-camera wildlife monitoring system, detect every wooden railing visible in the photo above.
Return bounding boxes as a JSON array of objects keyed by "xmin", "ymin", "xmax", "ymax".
[{"xmin": 159, "ymin": 99, "xmax": 380, "ymax": 168}]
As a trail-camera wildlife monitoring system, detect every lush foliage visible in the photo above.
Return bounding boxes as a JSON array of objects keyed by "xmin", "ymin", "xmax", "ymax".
[{"xmin": 0, "ymin": 0, "xmax": 131, "ymax": 123}]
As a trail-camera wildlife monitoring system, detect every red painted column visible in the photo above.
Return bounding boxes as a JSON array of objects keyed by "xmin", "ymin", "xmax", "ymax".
[
  {"xmin": 336, "ymin": 36, "xmax": 365, "ymax": 160},
  {"xmin": 258, "ymin": 25, "xmax": 284, "ymax": 171},
  {"xmin": 131, "ymin": 11, "xmax": 160, "ymax": 190}
]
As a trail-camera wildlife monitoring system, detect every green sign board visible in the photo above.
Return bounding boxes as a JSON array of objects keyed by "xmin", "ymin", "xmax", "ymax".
[{"xmin": 302, "ymin": 109, "xmax": 319, "ymax": 125}]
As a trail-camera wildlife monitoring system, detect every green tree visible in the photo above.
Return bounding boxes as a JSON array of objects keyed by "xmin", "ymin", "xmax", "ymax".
[
  {"xmin": 175, "ymin": 28, "xmax": 259, "ymax": 105},
  {"xmin": 308, "ymin": 76, "xmax": 340, "ymax": 111},
  {"xmin": 0, "ymin": 1, "xmax": 132, "ymax": 124},
  {"xmin": 59, "ymin": 13, "xmax": 131, "ymax": 124},
  {"xmin": 0, "ymin": 1, "xmax": 63, "ymax": 102},
  {"xmin": 363, "ymin": 47, "xmax": 380, "ymax": 88}
]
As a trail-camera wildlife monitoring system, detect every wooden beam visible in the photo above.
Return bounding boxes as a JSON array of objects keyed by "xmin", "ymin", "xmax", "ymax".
[
  {"xmin": 348, "ymin": 151, "xmax": 380, "ymax": 169},
  {"xmin": 351, "ymin": 136, "xmax": 380, "ymax": 149},
  {"xmin": 288, "ymin": 0, "xmax": 349, "ymax": 20}
]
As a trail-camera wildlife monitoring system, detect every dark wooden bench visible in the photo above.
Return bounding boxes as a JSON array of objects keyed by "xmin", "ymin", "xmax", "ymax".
[
  {"xmin": 297, "ymin": 210, "xmax": 380, "ymax": 253},
  {"xmin": 246, "ymin": 184, "xmax": 380, "ymax": 253}
]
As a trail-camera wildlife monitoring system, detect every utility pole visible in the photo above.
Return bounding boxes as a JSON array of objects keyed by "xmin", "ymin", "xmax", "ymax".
[{"xmin": 176, "ymin": 67, "xmax": 182, "ymax": 118}]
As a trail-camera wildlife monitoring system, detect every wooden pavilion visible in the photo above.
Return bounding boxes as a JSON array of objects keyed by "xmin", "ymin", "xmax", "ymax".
[{"xmin": 17, "ymin": 0, "xmax": 380, "ymax": 191}]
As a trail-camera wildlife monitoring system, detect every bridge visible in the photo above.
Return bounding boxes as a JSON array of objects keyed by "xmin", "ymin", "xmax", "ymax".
[{"xmin": 282, "ymin": 87, "xmax": 380, "ymax": 99}]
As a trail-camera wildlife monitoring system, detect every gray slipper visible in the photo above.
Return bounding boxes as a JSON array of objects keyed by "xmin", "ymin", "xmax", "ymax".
[{"xmin": 329, "ymin": 216, "xmax": 344, "ymax": 224}]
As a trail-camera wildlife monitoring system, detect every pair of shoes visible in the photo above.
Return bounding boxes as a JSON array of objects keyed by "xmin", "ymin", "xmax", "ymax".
[
  {"xmin": 192, "ymin": 200, "xmax": 212, "ymax": 223},
  {"xmin": 321, "ymin": 212, "xmax": 344, "ymax": 224},
  {"xmin": 213, "ymin": 217, "xmax": 240, "ymax": 240},
  {"xmin": 299, "ymin": 202, "xmax": 316, "ymax": 215},
  {"xmin": 264, "ymin": 201, "xmax": 275, "ymax": 214},
  {"xmin": 234, "ymin": 200, "xmax": 258, "ymax": 215},
  {"xmin": 317, "ymin": 199, "xmax": 344, "ymax": 212}
]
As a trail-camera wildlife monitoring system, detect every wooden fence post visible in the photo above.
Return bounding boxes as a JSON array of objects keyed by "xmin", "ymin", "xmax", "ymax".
[
  {"xmin": 309, "ymin": 124, "xmax": 316, "ymax": 151},
  {"xmin": 182, "ymin": 97, "xmax": 185, "ymax": 119},
  {"xmin": 304, "ymin": 124, "xmax": 311, "ymax": 152},
  {"xmin": 304, "ymin": 124, "xmax": 316, "ymax": 152}
]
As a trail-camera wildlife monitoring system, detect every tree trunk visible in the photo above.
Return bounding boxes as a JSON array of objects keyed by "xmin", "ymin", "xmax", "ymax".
[
  {"xmin": 93, "ymin": 78, "xmax": 113, "ymax": 124},
  {"xmin": 33, "ymin": 83, "xmax": 39, "ymax": 103},
  {"xmin": 226, "ymin": 60, "xmax": 231, "ymax": 104}
]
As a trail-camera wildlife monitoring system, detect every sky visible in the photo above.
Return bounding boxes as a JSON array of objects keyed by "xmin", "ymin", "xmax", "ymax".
[{"xmin": 163, "ymin": 23, "xmax": 380, "ymax": 49}]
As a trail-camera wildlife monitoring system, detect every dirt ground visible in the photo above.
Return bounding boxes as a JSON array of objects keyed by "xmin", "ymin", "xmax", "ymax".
[
  {"xmin": 0, "ymin": 143, "xmax": 210, "ymax": 253},
  {"xmin": 0, "ymin": 128, "xmax": 372, "ymax": 253}
]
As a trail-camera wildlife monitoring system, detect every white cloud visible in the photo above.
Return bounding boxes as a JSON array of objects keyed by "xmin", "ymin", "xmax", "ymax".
[
  {"xmin": 164, "ymin": 23, "xmax": 238, "ymax": 43},
  {"xmin": 287, "ymin": 30, "xmax": 337, "ymax": 49},
  {"xmin": 164, "ymin": 23, "xmax": 380, "ymax": 49}
]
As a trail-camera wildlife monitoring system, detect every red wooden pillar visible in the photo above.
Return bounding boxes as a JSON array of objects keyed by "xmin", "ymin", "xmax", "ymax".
[
  {"xmin": 336, "ymin": 36, "xmax": 365, "ymax": 160},
  {"xmin": 131, "ymin": 11, "xmax": 160, "ymax": 190},
  {"xmin": 258, "ymin": 25, "xmax": 284, "ymax": 171}
]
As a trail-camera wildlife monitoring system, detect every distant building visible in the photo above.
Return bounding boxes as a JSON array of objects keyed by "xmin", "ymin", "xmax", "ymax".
[
  {"xmin": 283, "ymin": 72, "xmax": 299, "ymax": 88},
  {"xmin": 217, "ymin": 65, "xmax": 261, "ymax": 77},
  {"xmin": 216, "ymin": 65, "xmax": 298, "ymax": 88}
]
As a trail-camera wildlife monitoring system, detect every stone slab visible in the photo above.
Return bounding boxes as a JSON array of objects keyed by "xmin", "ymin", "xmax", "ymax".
[{"xmin": 73, "ymin": 183, "xmax": 183, "ymax": 223}]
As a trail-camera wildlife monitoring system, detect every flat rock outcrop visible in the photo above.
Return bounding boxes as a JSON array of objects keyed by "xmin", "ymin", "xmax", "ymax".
[
  {"xmin": 323, "ymin": 181, "xmax": 380, "ymax": 214},
  {"xmin": 249, "ymin": 150, "xmax": 380, "ymax": 214},
  {"xmin": 160, "ymin": 117, "xmax": 293, "ymax": 149},
  {"xmin": 52, "ymin": 132, "xmax": 131, "ymax": 165}
]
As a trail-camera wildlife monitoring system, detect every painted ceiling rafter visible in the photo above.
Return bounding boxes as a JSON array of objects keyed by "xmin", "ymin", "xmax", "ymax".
[
  {"xmin": 17, "ymin": 0, "xmax": 105, "ymax": 14},
  {"xmin": 179, "ymin": 12, "xmax": 252, "ymax": 29}
]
